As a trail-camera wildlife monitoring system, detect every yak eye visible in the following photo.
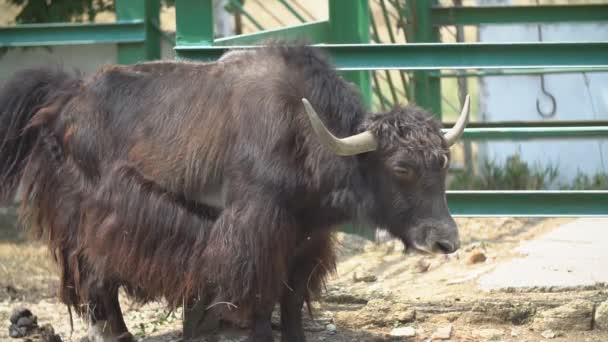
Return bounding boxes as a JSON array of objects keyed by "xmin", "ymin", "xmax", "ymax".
[{"xmin": 394, "ymin": 166, "xmax": 415, "ymax": 180}]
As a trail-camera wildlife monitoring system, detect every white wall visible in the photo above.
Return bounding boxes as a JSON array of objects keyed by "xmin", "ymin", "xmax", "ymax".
[{"xmin": 477, "ymin": 1, "xmax": 608, "ymax": 185}]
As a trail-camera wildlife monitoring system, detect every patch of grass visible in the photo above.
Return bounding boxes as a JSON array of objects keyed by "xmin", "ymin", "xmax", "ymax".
[
  {"xmin": 449, "ymin": 152, "xmax": 608, "ymax": 190},
  {"xmin": 449, "ymin": 154, "xmax": 560, "ymax": 190},
  {"xmin": 562, "ymin": 171, "xmax": 608, "ymax": 190}
]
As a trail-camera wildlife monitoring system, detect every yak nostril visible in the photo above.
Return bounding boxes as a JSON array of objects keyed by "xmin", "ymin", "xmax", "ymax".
[{"xmin": 434, "ymin": 240, "xmax": 455, "ymax": 254}]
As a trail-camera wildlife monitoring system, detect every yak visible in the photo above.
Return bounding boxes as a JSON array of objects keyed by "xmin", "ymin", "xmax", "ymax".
[{"xmin": 0, "ymin": 42, "xmax": 469, "ymax": 342}]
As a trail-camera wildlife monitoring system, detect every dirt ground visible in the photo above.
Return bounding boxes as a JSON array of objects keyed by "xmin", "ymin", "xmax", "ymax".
[{"xmin": 1, "ymin": 209, "xmax": 608, "ymax": 342}]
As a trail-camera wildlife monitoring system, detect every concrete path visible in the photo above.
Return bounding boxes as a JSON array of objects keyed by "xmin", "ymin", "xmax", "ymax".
[{"xmin": 478, "ymin": 218, "xmax": 608, "ymax": 291}]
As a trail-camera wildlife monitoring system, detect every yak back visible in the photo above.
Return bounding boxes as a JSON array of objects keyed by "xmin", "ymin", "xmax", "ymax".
[{"xmin": 57, "ymin": 43, "xmax": 366, "ymax": 207}]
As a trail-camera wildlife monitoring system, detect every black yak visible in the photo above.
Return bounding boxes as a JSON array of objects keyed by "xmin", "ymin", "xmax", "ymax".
[{"xmin": 0, "ymin": 42, "xmax": 469, "ymax": 342}]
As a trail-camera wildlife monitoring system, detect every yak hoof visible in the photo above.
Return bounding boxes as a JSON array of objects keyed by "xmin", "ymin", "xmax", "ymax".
[{"xmin": 83, "ymin": 321, "xmax": 132, "ymax": 342}]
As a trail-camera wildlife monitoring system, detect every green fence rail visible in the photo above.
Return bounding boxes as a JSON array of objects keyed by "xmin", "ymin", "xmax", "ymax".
[
  {"xmin": 432, "ymin": 4, "xmax": 608, "ymax": 26},
  {"xmin": 0, "ymin": 0, "xmax": 161, "ymax": 64},
  {"xmin": 175, "ymin": 42, "xmax": 608, "ymax": 69}
]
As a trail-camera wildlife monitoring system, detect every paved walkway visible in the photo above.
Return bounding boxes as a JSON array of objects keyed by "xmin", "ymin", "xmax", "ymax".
[{"xmin": 478, "ymin": 218, "xmax": 608, "ymax": 290}]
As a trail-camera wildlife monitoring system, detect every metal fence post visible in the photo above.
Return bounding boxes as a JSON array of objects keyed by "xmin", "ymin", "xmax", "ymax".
[
  {"xmin": 175, "ymin": 0, "xmax": 214, "ymax": 49},
  {"xmin": 406, "ymin": 0, "xmax": 442, "ymax": 117},
  {"xmin": 328, "ymin": 0, "xmax": 372, "ymax": 108},
  {"xmin": 115, "ymin": 0, "xmax": 160, "ymax": 64}
]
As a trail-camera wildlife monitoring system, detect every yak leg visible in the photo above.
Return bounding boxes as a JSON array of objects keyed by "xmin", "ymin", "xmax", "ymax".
[
  {"xmin": 183, "ymin": 296, "xmax": 221, "ymax": 339},
  {"xmin": 203, "ymin": 197, "xmax": 296, "ymax": 342},
  {"xmin": 280, "ymin": 232, "xmax": 335, "ymax": 342},
  {"xmin": 249, "ymin": 302, "xmax": 275, "ymax": 342},
  {"xmin": 84, "ymin": 284, "xmax": 132, "ymax": 342}
]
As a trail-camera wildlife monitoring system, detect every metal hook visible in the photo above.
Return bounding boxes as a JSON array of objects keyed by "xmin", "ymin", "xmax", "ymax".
[
  {"xmin": 536, "ymin": 75, "xmax": 557, "ymax": 118},
  {"xmin": 535, "ymin": 20, "xmax": 557, "ymax": 118}
]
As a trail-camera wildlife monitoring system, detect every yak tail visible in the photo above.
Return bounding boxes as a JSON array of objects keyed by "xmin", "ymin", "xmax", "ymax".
[{"xmin": 0, "ymin": 67, "xmax": 80, "ymax": 203}]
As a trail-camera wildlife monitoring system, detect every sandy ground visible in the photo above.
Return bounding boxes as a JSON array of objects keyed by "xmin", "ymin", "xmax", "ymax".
[{"xmin": 2, "ymin": 212, "xmax": 608, "ymax": 342}]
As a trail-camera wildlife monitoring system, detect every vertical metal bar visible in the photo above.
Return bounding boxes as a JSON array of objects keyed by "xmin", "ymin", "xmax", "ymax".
[
  {"xmin": 176, "ymin": 0, "xmax": 214, "ymax": 46},
  {"xmin": 278, "ymin": 0, "xmax": 307, "ymax": 23},
  {"xmin": 406, "ymin": 0, "xmax": 442, "ymax": 117},
  {"xmin": 329, "ymin": 0, "xmax": 372, "ymax": 108},
  {"xmin": 115, "ymin": 0, "xmax": 160, "ymax": 64}
]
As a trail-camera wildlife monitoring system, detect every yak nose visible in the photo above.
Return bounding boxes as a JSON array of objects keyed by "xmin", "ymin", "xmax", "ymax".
[{"xmin": 432, "ymin": 239, "xmax": 460, "ymax": 254}]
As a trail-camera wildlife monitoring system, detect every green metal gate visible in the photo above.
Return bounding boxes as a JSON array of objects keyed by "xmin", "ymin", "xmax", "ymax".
[{"xmin": 174, "ymin": 0, "xmax": 608, "ymax": 217}]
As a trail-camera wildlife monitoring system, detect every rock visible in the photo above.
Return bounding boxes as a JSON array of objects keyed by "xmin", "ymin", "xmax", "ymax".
[
  {"xmin": 325, "ymin": 324, "xmax": 336, "ymax": 333},
  {"xmin": 594, "ymin": 300, "xmax": 608, "ymax": 330},
  {"xmin": 474, "ymin": 328, "xmax": 504, "ymax": 340},
  {"xmin": 389, "ymin": 326, "xmax": 416, "ymax": 338},
  {"xmin": 431, "ymin": 324, "xmax": 452, "ymax": 340},
  {"xmin": 467, "ymin": 249, "xmax": 487, "ymax": 264},
  {"xmin": 323, "ymin": 288, "xmax": 368, "ymax": 304},
  {"xmin": 532, "ymin": 300, "xmax": 594, "ymax": 331},
  {"xmin": 353, "ymin": 271, "xmax": 377, "ymax": 283},
  {"xmin": 511, "ymin": 329, "xmax": 519, "ymax": 337},
  {"xmin": 10, "ymin": 308, "xmax": 34, "ymax": 325},
  {"xmin": 415, "ymin": 258, "xmax": 431, "ymax": 273},
  {"xmin": 17, "ymin": 316, "xmax": 35, "ymax": 328},
  {"xmin": 344, "ymin": 299, "xmax": 415, "ymax": 327},
  {"xmin": 541, "ymin": 329, "xmax": 557, "ymax": 339}
]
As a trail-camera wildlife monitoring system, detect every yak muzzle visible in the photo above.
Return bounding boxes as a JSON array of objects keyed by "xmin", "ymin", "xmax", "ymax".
[{"xmin": 410, "ymin": 219, "xmax": 460, "ymax": 255}]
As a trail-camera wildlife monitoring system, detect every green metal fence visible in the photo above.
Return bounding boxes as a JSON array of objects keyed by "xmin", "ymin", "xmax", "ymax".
[
  {"xmin": 174, "ymin": 0, "xmax": 608, "ymax": 217},
  {"xmin": 0, "ymin": 0, "xmax": 161, "ymax": 65}
]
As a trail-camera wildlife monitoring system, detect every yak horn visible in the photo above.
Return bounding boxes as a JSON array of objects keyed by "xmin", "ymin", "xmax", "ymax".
[
  {"xmin": 444, "ymin": 94, "xmax": 471, "ymax": 146},
  {"xmin": 302, "ymin": 98, "xmax": 378, "ymax": 156}
]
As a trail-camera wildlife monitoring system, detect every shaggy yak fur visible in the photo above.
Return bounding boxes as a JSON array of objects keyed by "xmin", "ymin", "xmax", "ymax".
[{"xmin": 0, "ymin": 42, "xmax": 459, "ymax": 342}]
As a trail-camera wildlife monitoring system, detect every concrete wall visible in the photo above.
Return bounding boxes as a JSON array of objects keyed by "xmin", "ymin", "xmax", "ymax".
[{"xmin": 0, "ymin": 40, "xmax": 175, "ymax": 83}]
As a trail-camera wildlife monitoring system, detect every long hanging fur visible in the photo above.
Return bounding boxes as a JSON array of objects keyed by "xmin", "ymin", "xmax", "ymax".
[
  {"xmin": 0, "ymin": 44, "xmax": 347, "ymax": 320},
  {"xmin": 0, "ymin": 67, "xmax": 80, "ymax": 202}
]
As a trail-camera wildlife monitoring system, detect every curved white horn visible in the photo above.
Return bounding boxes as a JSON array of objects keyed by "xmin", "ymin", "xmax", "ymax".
[
  {"xmin": 302, "ymin": 98, "xmax": 378, "ymax": 156},
  {"xmin": 444, "ymin": 94, "xmax": 470, "ymax": 146}
]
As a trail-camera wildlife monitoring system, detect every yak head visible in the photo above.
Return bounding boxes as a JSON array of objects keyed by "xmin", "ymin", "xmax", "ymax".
[{"xmin": 302, "ymin": 96, "xmax": 470, "ymax": 255}]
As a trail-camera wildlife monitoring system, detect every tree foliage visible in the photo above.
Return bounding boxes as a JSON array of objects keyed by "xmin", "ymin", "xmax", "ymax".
[
  {"xmin": 8, "ymin": 0, "xmax": 176, "ymax": 24},
  {"xmin": 8, "ymin": 0, "xmax": 114, "ymax": 24}
]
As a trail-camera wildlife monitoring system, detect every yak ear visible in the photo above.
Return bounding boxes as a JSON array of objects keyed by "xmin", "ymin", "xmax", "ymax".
[{"xmin": 302, "ymin": 98, "xmax": 378, "ymax": 156}]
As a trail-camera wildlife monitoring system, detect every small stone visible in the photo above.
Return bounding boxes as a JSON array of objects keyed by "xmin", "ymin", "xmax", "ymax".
[
  {"xmin": 389, "ymin": 326, "xmax": 416, "ymax": 338},
  {"xmin": 511, "ymin": 329, "xmax": 519, "ymax": 337},
  {"xmin": 467, "ymin": 249, "xmax": 487, "ymax": 264},
  {"xmin": 415, "ymin": 259, "xmax": 431, "ymax": 273},
  {"xmin": 541, "ymin": 329, "xmax": 556, "ymax": 339},
  {"xmin": 325, "ymin": 323, "xmax": 337, "ymax": 333},
  {"xmin": 595, "ymin": 300, "xmax": 608, "ymax": 330},
  {"xmin": 318, "ymin": 337, "xmax": 327, "ymax": 341},
  {"xmin": 431, "ymin": 324, "xmax": 452, "ymax": 340},
  {"xmin": 396, "ymin": 309, "xmax": 416, "ymax": 323},
  {"xmin": 474, "ymin": 328, "xmax": 504, "ymax": 340}
]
